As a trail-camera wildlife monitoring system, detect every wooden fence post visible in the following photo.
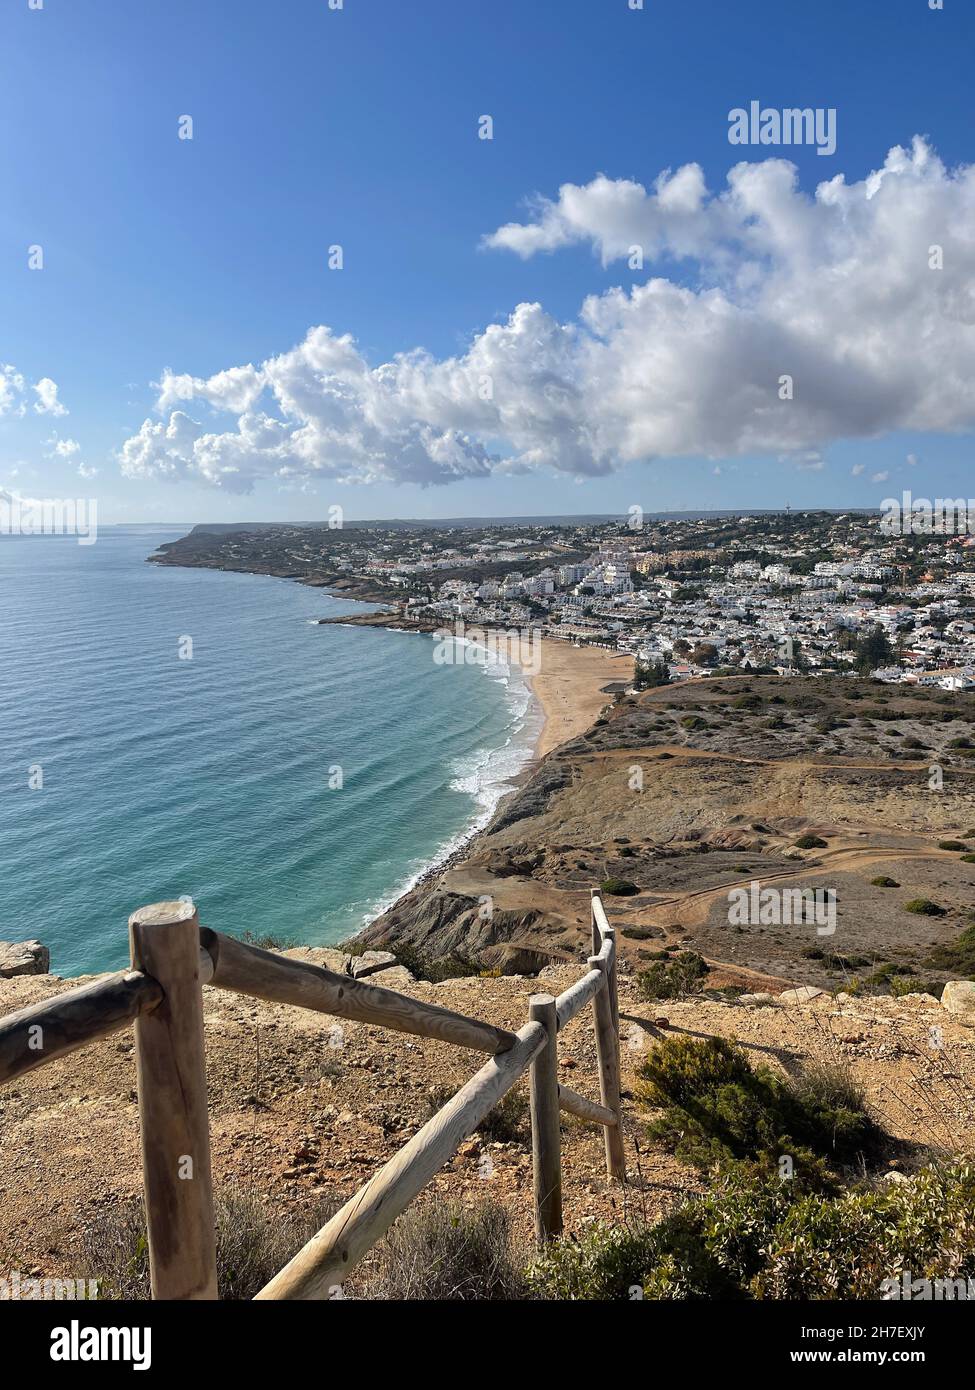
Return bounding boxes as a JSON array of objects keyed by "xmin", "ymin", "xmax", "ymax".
[
  {"xmin": 528, "ymin": 993, "xmax": 562, "ymax": 1245},
  {"xmin": 589, "ymin": 941, "xmax": 626, "ymax": 1181},
  {"xmin": 129, "ymin": 900, "xmax": 217, "ymax": 1300}
]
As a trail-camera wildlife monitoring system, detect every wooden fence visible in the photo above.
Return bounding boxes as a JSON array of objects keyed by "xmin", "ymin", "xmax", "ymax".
[{"xmin": 0, "ymin": 891, "xmax": 624, "ymax": 1300}]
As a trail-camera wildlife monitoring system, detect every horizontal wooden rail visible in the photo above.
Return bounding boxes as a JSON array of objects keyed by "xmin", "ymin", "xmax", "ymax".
[
  {"xmin": 255, "ymin": 1018, "xmax": 547, "ymax": 1299},
  {"xmin": 0, "ymin": 969, "xmax": 163, "ymax": 1086},
  {"xmin": 200, "ymin": 929, "xmax": 516, "ymax": 1056},
  {"xmin": 559, "ymin": 1084, "xmax": 617, "ymax": 1128},
  {"xmin": 554, "ymin": 967, "xmax": 605, "ymax": 1030}
]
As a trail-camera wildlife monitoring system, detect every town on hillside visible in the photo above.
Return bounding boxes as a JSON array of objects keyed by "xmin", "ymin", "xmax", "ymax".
[{"xmin": 155, "ymin": 509, "xmax": 975, "ymax": 689}]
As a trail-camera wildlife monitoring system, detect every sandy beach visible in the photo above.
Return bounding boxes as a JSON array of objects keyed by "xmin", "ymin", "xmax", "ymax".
[{"xmin": 530, "ymin": 640, "xmax": 634, "ymax": 758}]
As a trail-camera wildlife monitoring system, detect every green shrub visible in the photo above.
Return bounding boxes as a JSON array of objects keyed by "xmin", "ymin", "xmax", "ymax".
[
  {"xmin": 388, "ymin": 941, "xmax": 477, "ymax": 982},
  {"xmin": 905, "ymin": 898, "xmax": 947, "ymax": 917},
  {"xmin": 600, "ymin": 877, "xmax": 639, "ymax": 896},
  {"xmin": 637, "ymin": 951, "xmax": 707, "ymax": 1001},
  {"xmin": 870, "ymin": 876, "xmax": 899, "ymax": 888},
  {"xmin": 938, "ymin": 841, "xmax": 969, "ymax": 852},
  {"xmin": 793, "ymin": 834, "xmax": 828, "ymax": 849},
  {"xmin": 241, "ymin": 929, "xmax": 300, "ymax": 951},
  {"xmin": 927, "ymin": 924, "xmax": 975, "ymax": 975},
  {"xmin": 679, "ymin": 715, "xmax": 708, "ymax": 731},
  {"xmin": 637, "ymin": 1036, "xmax": 877, "ymax": 1173},
  {"xmin": 528, "ymin": 1159, "xmax": 975, "ymax": 1301},
  {"xmin": 622, "ymin": 925, "xmax": 662, "ymax": 941},
  {"xmin": 962, "ymin": 854, "xmax": 975, "ymax": 864}
]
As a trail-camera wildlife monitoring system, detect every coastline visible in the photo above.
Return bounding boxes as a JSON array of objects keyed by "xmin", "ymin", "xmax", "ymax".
[{"xmin": 149, "ymin": 546, "xmax": 633, "ymax": 945}]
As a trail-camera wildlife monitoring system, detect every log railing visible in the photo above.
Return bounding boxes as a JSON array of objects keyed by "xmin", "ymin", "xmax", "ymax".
[{"xmin": 0, "ymin": 890, "xmax": 624, "ymax": 1300}]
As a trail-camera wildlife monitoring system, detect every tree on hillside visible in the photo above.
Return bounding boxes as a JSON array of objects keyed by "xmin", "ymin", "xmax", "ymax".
[
  {"xmin": 690, "ymin": 642, "xmax": 720, "ymax": 668},
  {"xmin": 854, "ymin": 624, "xmax": 895, "ymax": 674},
  {"xmin": 635, "ymin": 659, "xmax": 670, "ymax": 689}
]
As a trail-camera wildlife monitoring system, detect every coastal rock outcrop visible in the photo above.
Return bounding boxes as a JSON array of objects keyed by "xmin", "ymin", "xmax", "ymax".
[
  {"xmin": 0, "ymin": 940, "xmax": 50, "ymax": 978},
  {"xmin": 357, "ymin": 888, "xmax": 549, "ymax": 976}
]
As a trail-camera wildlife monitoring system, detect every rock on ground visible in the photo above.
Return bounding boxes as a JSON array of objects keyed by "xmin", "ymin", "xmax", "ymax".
[
  {"xmin": 0, "ymin": 940, "xmax": 50, "ymax": 978},
  {"xmin": 941, "ymin": 980, "xmax": 975, "ymax": 1025}
]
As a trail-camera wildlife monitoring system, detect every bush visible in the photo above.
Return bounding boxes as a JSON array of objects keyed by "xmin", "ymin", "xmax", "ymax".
[
  {"xmin": 241, "ymin": 929, "xmax": 300, "ymax": 951},
  {"xmin": 637, "ymin": 951, "xmax": 707, "ymax": 1001},
  {"xmin": 905, "ymin": 898, "xmax": 947, "ymax": 917},
  {"xmin": 870, "ymin": 876, "xmax": 899, "ymax": 888},
  {"xmin": 426, "ymin": 1083, "xmax": 529, "ymax": 1143},
  {"xmin": 600, "ymin": 878, "xmax": 639, "ymax": 896},
  {"xmin": 938, "ymin": 841, "xmax": 969, "ymax": 852},
  {"xmin": 78, "ymin": 1189, "xmax": 336, "ymax": 1300},
  {"xmin": 388, "ymin": 941, "xmax": 477, "ymax": 982},
  {"xmin": 622, "ymin": 925, "xmax": 663, "ymax": 941},
  {"xmin": 528, "ymin": 1160, "xmax": 975, "ymax": 1300},
  {"xmin": 962, "ymin": 854, "xmax": 975, "ymax": 864},
  {"xmin": 794, "ymin": 834, "xmax": 828, "ymax": 850},
  {"xmin": 359, "ymin": 1199, "xmax": 528, "ymax": 1300},
  {"xmin": 636, "ymin": 1036, "xmax": 877, "ymax": 1173},
  {"xmin": 927, "ymin": 924, "xmax": 975, "ymax": 976}
]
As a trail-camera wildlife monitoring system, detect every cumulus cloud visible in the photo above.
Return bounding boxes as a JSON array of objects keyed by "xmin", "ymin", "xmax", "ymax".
[
  {"xmin": 120, "ymin": 138, "xmax": 975, "ymax": 492},
  {"xmin": 0, "ymin": 367, "xmax": 69, "ymax": 419},
  {"xmin": 0, "ymin": 365, "xmax": 27, "ymax": 417},
  {"xmin": 45, "ymin": 434, "xmax": 81, "ymax": 458},
  {"xmin": 32, "ymin": 378, "xmax": 68, "ymax": 416}
]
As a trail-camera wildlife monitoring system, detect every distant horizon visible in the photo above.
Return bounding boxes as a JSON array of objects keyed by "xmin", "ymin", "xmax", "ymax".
[{"xmin": 103, "ymin": 505, "xmax": 884, "ymax": 531}]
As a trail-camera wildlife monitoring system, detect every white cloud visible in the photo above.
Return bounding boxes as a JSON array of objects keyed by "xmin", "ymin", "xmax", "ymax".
[
  {"xmin": 32, "ymin": 378, "xmax": 68, "ymax": 416},
  {"xmin": 77, "ymin": 462, "xmax": 98, "ymax": 479},
  {"xmin": 871, "ymin": 470, "xmax": 890, "ymax": 482},
  {"xmin": 0, "ymin": 365, "xmax": 27, "ymax": 417},
  {"xmin": 120, "ymin": 138, "xmax": 975, "ymax": 492},
  {"xmin": 851, "ymin": 463, "xmax": 866, "ymax": 476},
  {"xmin": 45, "ymin": 434, "xmax": 81, "ymax": 458},
  {"xmin": 792, "ymin": 451, "xmax": 825, "ymax": 471}
]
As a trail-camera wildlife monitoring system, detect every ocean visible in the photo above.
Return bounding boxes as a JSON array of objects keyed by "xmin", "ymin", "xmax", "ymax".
[{"xmin": 0, "ymin": 526, "xmax": 541, "ymax": 976}]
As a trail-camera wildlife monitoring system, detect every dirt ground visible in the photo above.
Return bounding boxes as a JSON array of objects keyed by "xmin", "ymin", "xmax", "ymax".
[{"xmin": 2, "ymin": 953, "xmax": 974, "ymax": 1286}]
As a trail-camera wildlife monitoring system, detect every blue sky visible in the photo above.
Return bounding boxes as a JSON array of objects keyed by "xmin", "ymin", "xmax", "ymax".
[{"xmin": 1, "ymin": 0, "xmax": 973, "ymax": 522}]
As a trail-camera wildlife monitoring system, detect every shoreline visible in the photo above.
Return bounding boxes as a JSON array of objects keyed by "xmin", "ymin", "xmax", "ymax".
[
  {"xmin": 149, "ymin": 548, "xmax": 633, "ymax": 943},
  {"xmin": 347, "ymin": 637, "xmax": 635, "ymax": 936}
]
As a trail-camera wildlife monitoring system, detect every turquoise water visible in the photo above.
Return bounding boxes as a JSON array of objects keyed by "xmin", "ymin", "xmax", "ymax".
[{"xmin": 0, "ymin": 527, "xmax": 539, "ymax": 976}]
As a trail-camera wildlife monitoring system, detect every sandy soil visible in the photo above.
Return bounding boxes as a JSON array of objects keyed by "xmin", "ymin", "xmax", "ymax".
[{"xmin": 530, "ymin": 641, "xmax": 633, "ymax": 758}]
